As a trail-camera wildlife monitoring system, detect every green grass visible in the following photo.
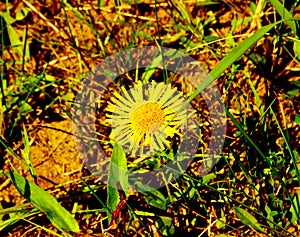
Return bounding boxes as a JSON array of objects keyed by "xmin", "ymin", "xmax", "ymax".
[{"xmin": 0, "ymin": 0, "xmax": 300, "ymax": 236}]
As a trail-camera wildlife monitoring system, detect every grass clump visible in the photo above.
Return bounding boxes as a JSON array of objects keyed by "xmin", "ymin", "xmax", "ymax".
[{"xmin": 0, "ymin": 0, "xmax": 299, "ymax": 236}]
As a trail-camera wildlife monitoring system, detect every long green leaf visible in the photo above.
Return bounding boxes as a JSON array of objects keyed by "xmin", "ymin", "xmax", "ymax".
[
  {"xmin": 107, "ymin": 142, "xmax": 129, "ymax": 222},
  {"xmin": 187, "ymin": 18, "xmax": 300, "ymax": 104},
  {"xmin": 210, "ymin": 19, "xmax": 298, "ymax": 80},
  {"xmin": 269, "ymin": 0, "xmax": 298, "ymax": 35},
  {"xmin": 233, "ymin": 206, "xmax": 264, "ymax": 233},
  {"xmin": 6, "ymin": 172, "xmax": 80, "ymax": 232}
]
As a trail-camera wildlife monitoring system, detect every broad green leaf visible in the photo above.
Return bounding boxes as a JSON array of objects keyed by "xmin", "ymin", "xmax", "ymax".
[
  {"xmin": 6, "ymin": 172, "xmax": 80, "ymax": 232},
  {"xmin": 233, "ymin": 206, "xmax": 264, "ymax": 233},
  {"xmin": 109, "ymin": 142, "xmax": 129, "ymax": 195},
  {"xmin": 106, "ymin": 185, "xmax": 119, "ymax": 223},
  {"xmin": 107, "ymin": 142, "xmax": 129, "ymax": 222},
  {"xmin": 293, "ymin": 150, "xmax": 299, "ymax": 163}
]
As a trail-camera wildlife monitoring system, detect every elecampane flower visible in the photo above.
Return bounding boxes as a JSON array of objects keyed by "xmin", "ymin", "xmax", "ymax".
[{"xmin": 106, "ymin": 81, "xmax": 190, "ymax": 156}]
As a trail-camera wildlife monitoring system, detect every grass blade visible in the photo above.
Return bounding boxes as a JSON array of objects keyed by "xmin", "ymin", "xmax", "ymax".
[
  {"xmin": 187, "ymin": 18, "xmax": 300, "ymax": 103},
  {"xmin": 233, "ymin": 206, "xmax": 264, "ymax": 233},
  {"xmin": 269, "ymin": 0, "xmax": 298, "ymax": 36}
]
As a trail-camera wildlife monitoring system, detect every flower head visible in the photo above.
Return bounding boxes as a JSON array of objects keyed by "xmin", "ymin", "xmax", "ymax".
[{"xmin": 106, "ymin": 81, "xmax": 191, "ymax": 156}]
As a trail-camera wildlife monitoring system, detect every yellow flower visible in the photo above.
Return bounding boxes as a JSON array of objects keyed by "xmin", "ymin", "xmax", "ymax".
[{"xmin": 106, "ymin": 81, "xmax": 190, "ymax": 156}]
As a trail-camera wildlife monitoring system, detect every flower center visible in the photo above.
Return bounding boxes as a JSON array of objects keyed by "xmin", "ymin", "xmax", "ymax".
[{"xmin": 129, "ymin": 102, "xmax": 165, "ymax": 135}]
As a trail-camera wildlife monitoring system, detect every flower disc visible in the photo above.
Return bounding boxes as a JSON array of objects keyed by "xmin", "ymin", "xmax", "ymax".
[{"xmin": 107, "ymin": 81, "xmax": 192, "ymax": 157}]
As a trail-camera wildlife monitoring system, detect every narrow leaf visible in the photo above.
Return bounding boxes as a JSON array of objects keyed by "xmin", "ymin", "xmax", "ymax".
[
  {"xmin": 6, "ymin": 172, "xmax": 80, "ymax": 232},
  {"xmin": 294, "ymin": 40, "xmax": 300, "ymax": 61},
  {"xmin": 290, "ymin": 191, "xmax": 300, "ymax": 223},
  {"xmin": 142, "ymin": 48, "xmax": 183, "ymax": 83},
  {"xmin": 134, "ymin": 211, "xmax": 155, "ymax": 216},
  {"xmin": 233, "ymin": 206, "xmax": 264, "ymax": 233},
  {"xmin": 295, "ymin": 114, "xmax": 300, "ymax": 125},
  {"xmin": 269, "ymin": 0, "xmax": 297, "ymax": 36},
  {"xmin": 210, "ymin": 23, "xmax": 278, "ymax": 82},
  {"xmin": 188, "ymin": 19, "xmax": 300, "ymax": 103}
]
